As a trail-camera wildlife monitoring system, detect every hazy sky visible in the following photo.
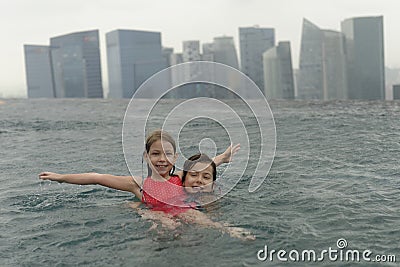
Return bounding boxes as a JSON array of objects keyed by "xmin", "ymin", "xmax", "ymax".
[{"xmin": 0, "ymin": 0, "xmax": 398, "ymax": 97}]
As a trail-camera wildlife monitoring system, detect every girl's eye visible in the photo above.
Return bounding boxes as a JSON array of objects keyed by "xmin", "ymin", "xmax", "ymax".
[
  {"xmin": 166, "ymin": 153, "xmax": 173, "ymax": 156},
  {"xmin": 204, "ymin": 176, "xmax": 212, "ymax": 180},
  {"xmin": 190, "ymin": 172, "xmax": 197, "ymax": 176},
  {"xmin": 152, "ymin": 152, "xmax": 159, "ymax": 156}
]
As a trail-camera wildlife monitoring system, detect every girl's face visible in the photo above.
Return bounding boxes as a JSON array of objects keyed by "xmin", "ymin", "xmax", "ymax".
[
  {"xmin": 183, "ymin": 162, "xmax": 214, "ymax": 193},
  {"xmin": 146, "ymin": 140, "xmax": 177, "ymax": 177}
]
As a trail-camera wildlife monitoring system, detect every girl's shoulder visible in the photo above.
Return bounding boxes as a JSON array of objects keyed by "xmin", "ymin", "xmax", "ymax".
[
  {"xmin": 131, "ymin": 175, "xmax": 143, "ymax": 186},
  {"xmin": 168, "ymin": 175, "xmax": 183, "ymax": 185},
  {"xmin": 173, "ymin": 171, "xmax": 183, "ymax": 180}
]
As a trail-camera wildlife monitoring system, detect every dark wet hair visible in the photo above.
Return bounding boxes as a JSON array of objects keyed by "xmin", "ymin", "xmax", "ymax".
[{"xmin": 181, "ymin": 153, "xmax": 217, "ymax": 183}]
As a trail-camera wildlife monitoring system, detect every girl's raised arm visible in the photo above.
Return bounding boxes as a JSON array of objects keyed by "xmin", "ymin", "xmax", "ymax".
[
  {"xmin": 175, "ymin": 143, "xmax": 240, "ymax": 179},
  {"xmin": 39, "ymin": 172, "xmax": 142, "ymax": 199},
  {"xmin": 212, "ymin": 143, "xmax": 240, "ymax": 166}
]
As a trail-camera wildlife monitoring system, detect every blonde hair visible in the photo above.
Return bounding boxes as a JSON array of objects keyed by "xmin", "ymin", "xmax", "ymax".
[{"xmin": 145, "ymin": 130, "xmax": 176, "ymax": 153}]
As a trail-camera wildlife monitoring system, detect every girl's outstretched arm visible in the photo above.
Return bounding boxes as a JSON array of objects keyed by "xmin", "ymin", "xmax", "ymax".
[
  {"xmin": 213, "ymin": 143, "xmax": 240, "ymax": 166},
  {"xmin": 39, "ymin": 172, "xmax": 142, "ymax": 199},
  {"xmin": 175, "ymin": 143, "xmax": 240, "ymax": 179}
]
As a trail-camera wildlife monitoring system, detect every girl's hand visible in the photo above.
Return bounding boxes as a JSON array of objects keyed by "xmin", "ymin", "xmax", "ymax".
[
  {"xmin": 220, "ymin": 143, "xmax": 240, "ymax": 164},
  {"xmin": 39, "ymin": 172, "xmax": 64, "ymax": 182}
]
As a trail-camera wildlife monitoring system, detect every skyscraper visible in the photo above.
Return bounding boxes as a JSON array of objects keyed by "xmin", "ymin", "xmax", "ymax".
[
  {"xmin": 24, "ymin": 45, "xmax": 55, "ymax": 98},
  {"xmin": 180, "ymin": 41, "xmax": 202, "ymax": 98},
  {"xmin": 393, "ymin": 84, "xmax": 400, "ymax": 100},
  {"xmin": 297, "ymin": 19, "xmax": 347, "ymax": 100},
  {"xmin": 212, "ymin": 36, "xmax": 239, "ymax": 69},
  {"xmin": 106, "ymin": 29, "xmax": 167, "ymax": 98},
  {"xmin": 168, "ymin": 53, "xmax": 184, "ymax": 99},
  {"xmin": 385, "ymin": 67, "xmax": 400, "ymax": 100},
  {"xmin": 239, "ymin": 26, "xmax": 275, "ymax": 91},
  {"xmin": 202, "ymin": 43, "xmax": 214, "ymax": 61},
  {"xmin": 198, "ymin": 37, "xmax": 240, "ymax": 99},
  {"xmin": 182, "ymin": 41, "xmax": 201, "ymax": 62},
  {"xmin": 162, "ymin": 47, "xmax": 174, "ymax": 67},
  {"xmin": 263, "ymin": 41, "xmax": 295, "ymax": 99},
  {"xmin": 170, "ymin": 53, "xmax": 183, "ymax": 65},
  {"xmin": 341, "ymin": 16, "xmax": 385, "ymax": 100},
  {"xmin": 322, "ymin": 30, "xmax": 347, "ymax": 100},
  {"xmin": 50, "ymin": 30, "xmax": 103, "ymax": 98},
  {"xmin": 297, "ymin": 19, "xmax": 323, "ymax": 99}
]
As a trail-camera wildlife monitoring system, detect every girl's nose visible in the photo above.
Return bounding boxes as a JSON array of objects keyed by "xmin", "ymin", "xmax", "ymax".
[
  {"xmin": 196, "ymin": 176, "xmax": 205, "ymax": 185},
  {"xmin": 159, "ymin": 153, "xmax": 167, "ymax": 161}
]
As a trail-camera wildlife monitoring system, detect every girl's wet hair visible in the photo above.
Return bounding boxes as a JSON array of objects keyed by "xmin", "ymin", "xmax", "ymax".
[
  {"xmin": 145, "ymin": 129, "xmax": 176, "ymax": 153},
  {"xmin": 145, "ymin": 130, "xmax": 176, "ymax": 176},
  {"xmin": 182, "ymin": 153, "xmax": 217, "ymax": 183}
]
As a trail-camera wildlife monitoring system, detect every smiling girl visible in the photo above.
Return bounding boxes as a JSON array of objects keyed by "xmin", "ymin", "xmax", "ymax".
[
  {"xmin": 39, "ymin": 130, "xmax": 238, "ymax": 214},
  {"xmin": 132, "ymin": 152, "xmax": 255, "ymax": 240}
]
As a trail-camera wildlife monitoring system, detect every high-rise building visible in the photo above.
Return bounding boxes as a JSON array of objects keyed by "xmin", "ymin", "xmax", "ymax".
[
  {"xmin": 168, "ymin": 53, "xmax": 184, "ymax": 99},
  {"xmin": 297, "ymin": 19, "xmax": 323, "ymax": 99},
  {"xmin": 182, "ymin": 41, "xmax": 201, "ymax": 62},
  {"xmin": 212, "ymin": 36, "xmax": 239, "ymax": 69},
  {"xmin": 50, "ymin": 30, "xmax": 103, "ymax": 98},
  {"xmin": 321, "ymin": 30, "xmax": 348, "ymax": 99},
  {"xmin": 263, "ymin": 41, "xmax": 295, "ymax": 99},
  {"xmin": 170, "ymin": 53, "xmax": 183, "ymax": 65},
  {"xmin": 293, "ymin": 68, "xmax": 299, "ymax": 98},
  {"xmin": 202, "ymin": 43, "xmax": 214, "ymax": 61},
  {"xmin": 385, "ymin": 67, "xmax": 400, "ymax": 100},
  {"xmin": 106, "ymin": 29, "xmax": 167, "ymax": 98},
  {"xmin": 180, "ymin": 41, "xmax": 202, "ymax": 98},
  {"xmin": 239, "ymin": 26, "xmax": 275, "ymax": 91},
  {"xmin": 393, "ymin": 85, "xmax": 400, "ymax": 100},
  {"xmin": 162, "ymin": 47, "xmax": 174, "ymax": 67},
  {"xmin": 341, "ymin": 16, "xmax": 385, "ymax": 100},
  {"xmin": 24, "ymin": 45, "xmax": 55, "ymax": 98},
  {"xmin": 297, "ymin": 19, "xmax": 347, "ymax": 100}
]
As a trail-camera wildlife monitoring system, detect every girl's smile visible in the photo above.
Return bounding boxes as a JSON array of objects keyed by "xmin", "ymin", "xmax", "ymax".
[
  {"xmin": 183, "ymin": 162, "xmax": 214, "ymax": 193},
  {"xmin": 146, "ymin": 140, "xmax": 177, "ymax": 178}
]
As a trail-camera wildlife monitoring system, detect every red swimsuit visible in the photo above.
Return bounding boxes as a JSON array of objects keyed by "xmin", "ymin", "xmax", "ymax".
[{"xmin": 141, "ymin": 175, "xmax": 190, "ymax": 216}]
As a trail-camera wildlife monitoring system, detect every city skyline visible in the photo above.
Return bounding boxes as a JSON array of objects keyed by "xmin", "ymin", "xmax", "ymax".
[
  {"xmin": 106, "ymin": 29, "xmax": 166, "ymax": 98},
  {"xmin": 1, "ymin": 0, "xmax": 400, "ymax": 97},
  {"xmin": 297, "ymin": 19, "xmax": 348, "ymax": 100},
  {"xmin": 50, "ymin": 30, "xmax": 103, "ymax": 98},
  {"xmin": 23, "ymin": 21, "xmax": 389, "ymax": 100}
]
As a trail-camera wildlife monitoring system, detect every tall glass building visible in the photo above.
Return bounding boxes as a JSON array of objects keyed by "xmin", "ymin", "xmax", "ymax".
[
  {"xmin": 197, "ymin": 36, "xmax": 240, "ymax": 99},
  {"xmin": 341, "ymin": 16, "xmax": 385, "ymax": 100},
  {"xmin": 212, "ymin": 36, "xmax": 239, "ymax": 69},
  {"xmin": 298, "ymin": 19, "xmax": 347, "ymax": 100},
  {"xmin": 106, "ymin": 29, "xmax": 167, "ymax": 98},
  {"xmin": 50, "ymin": 30, "xmax": 103, "ymax": 98},
  {"xmin": 322, "ymin": 30, "xmax": 347, "ymax": 100},
  {"xmin": 297, "ymin": 19, "xmax": 324, "ymax": 99},
  {"xmin": 202, "ymin": 43, "xmax": 214, "ymax": 61},
  {"xmin": 162, "ymin": 47, "xmax": 174, "ymax": 67},
  {"xmin": 182, "ymin": 41, "xmax": 201, "ymax": 62},
  {"xmin": 263, "ymin": 41, "xmax": 295, "ymax": 99},
  {"xmin": 393, "ymin": 84, "xmax": 400, "ymax": 100},
  {"xmin": 24, "ymin": 45, "xmax": 55, "ymax": 98},
  {"xmin": 239, "ymin": 26, "xmax": 275, "ymax": 92}
]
